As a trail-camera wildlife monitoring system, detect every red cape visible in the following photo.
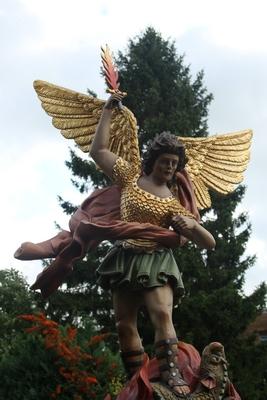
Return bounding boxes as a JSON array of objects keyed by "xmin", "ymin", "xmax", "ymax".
[{"xmin": 16, "ymin": 170, "xmax": 199, "ymax": 297}]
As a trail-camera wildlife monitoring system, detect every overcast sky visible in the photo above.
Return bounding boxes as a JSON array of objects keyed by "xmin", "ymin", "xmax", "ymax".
[{"xmin": 1, "ymin": 0, "xmax": 266, "ymax": 296}]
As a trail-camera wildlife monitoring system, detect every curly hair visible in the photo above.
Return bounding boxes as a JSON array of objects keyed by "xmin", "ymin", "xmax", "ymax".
[{"xmin": 142, "ymin": 132, "xmax": 187, "ymax": 175}]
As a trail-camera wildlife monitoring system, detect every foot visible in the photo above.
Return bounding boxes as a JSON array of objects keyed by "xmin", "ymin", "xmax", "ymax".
[
  {"xmin": 152, "ymin": 381, "xmax": 191, "ymax": 400},
  {"xmin": 175, "ymin": 375, "xmax": 190, "ymax": 396},
  {"xmin": 155, "ymin": 338, "xmax": 190, "ymax": 398},
  {"xmin": 161, "ymin": 369, "xmax": 190, "ymax": 397},
  {"xmin": 14, "ymin": 242, "xmax": 54, "ymax": 260}
]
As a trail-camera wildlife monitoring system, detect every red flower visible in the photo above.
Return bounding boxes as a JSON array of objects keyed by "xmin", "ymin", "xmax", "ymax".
[
  {"xmin": 25, "ymin": 326, "xmax": 40, "ymax": 333},
  {"xmin": 88, "ymin": 333, "xmax": 110, "ymax": 346},
  {"xmin": 67, "ymin": 326, "xmax": 77, "ymax": 341},
  {"xmin": 18, "ymin": 312, "xmax": 106, "ymax": 397},
  {"xmin": 18, "ymin": 314, "xmax": 37, "ymax": 321},
  {"xmin": 84, "ymin": 376, "xmax": 98, "ymax": 384},
  {"xmin": 55, "ymin": 384, "xmax": 62, "ymax": 394}
]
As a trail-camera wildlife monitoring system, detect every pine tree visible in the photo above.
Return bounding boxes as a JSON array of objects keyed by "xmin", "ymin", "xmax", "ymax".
[{"xmin": 46, "ymin": 27, "xmax": 266, "ymax": 397}]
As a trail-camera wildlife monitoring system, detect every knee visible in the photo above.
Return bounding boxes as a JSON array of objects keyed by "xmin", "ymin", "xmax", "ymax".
[
  {"xmin": 116, "ymin": 319, "xmax": 138, "ymax": 340},
  {"xmin": 150, "ymin": 305, "xmax": 172, "ymax": 327}
]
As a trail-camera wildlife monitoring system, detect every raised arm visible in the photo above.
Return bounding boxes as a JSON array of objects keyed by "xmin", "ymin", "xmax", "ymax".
[
  {"xmin": 172, "ymin": 215, "xmax": 216, "ymax": 250},
  {"xmin": 90, "ymin": 92, "xmax": 126, "ymax": 178}
]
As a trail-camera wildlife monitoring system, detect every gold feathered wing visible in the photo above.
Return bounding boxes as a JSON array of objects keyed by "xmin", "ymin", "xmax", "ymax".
[
  {"xmin": 33, "ymin": 80, "xmax": 140, "ymax": 166},
  {"xmin": 179, "ymin": 130, "xmax": 253, "ymax": 209},
  {"xmin": 33, "ymin": 80, "xmax": 252, "ymax": 209}
]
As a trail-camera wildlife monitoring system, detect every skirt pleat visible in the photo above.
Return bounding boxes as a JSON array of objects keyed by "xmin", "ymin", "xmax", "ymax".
[{"xmin": 96, "ymin": 245, "xmax": 184, "ymax": 301}]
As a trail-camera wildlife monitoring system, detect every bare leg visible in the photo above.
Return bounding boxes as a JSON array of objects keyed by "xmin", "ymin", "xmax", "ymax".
[
  {"xmin": 143, "ymin": 284, "xmax": 190, "ymax": 396},
  {"xmin": 113, "ymin": 288, "xmax": 143, "ymax": 350},
  {"xmin": 143, "ymin": 284, "xmax": 176, "ymax": 342},
  {"xmin": 113, "ymin": 288, "xmax": 144, "ymax": 377}
]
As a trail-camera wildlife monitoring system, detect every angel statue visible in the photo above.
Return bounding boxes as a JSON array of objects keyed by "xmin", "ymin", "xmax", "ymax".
[{"xmin": 14, "ymin": 46, "xmax": 252, "ymax": 400}]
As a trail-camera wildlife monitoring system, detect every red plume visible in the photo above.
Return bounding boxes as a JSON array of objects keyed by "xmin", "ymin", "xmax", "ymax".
[{"xmin": 101, "ymin": 45, "xmax": 120, "ymax": 91}]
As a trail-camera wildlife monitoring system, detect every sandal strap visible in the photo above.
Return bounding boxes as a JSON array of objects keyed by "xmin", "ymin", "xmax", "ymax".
[
  {"xmin": 155, "ymin": 338, "xmax": 178, "ymax": 347},
  {"xmin": 159, "ymin": 363, "xmax": 179, "ymax": 372},
  {"xmin": 156, "ymin": 349, "xmax": 178, "ymax": 359},
  {"xmin": 167, "ymin": 375, "xmax": 189, "ymax": 388},
  {"xmin": 162, "ymin": 368, "xmax": 189, "ymax": 389},
  {"xmin": 120, "ymin": 347, "xmax": 145, "ymax": 378},
  {"xmin": 120, "ymin": 348, "xmax": 144, "ymax": 359},
  {"xmin": 155, "ymin": 337, "xmax": 190, "ymax": 395},
  {"xmin": 124, "ymin": 360, "xmax": 144, "ymax": 368}
]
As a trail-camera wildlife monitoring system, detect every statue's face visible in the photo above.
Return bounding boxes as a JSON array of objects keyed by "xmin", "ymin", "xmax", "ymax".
[{"xmin": 152, "ymin": 153, "xmax": 179, "ymax": 182}]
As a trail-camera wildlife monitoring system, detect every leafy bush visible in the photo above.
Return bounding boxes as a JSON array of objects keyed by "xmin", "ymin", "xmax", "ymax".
[{"xmin": 0, "ymin": 313, "xmax": 124, "ymax": 400}]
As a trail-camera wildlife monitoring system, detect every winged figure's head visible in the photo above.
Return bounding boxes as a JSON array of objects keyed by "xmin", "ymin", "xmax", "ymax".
[{"xmin": 143, "ymin": 132, "xmax": 187, "ymax": 177}]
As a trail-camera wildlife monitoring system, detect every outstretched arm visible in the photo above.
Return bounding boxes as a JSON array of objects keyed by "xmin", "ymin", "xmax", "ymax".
[
  {"xmin": 90, "ymin": 92, "xmax": 125, "ymax": 178},
  {"xmin": 172, "ymin": 215, "xmax": 216, "ymax": 250}
]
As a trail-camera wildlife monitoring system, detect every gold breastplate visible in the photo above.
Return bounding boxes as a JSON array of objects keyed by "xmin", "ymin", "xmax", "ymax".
[
  {"xmin": 121, "ymin": 178, "xmax": 175, "ymax": 226},
  {"xmin": 112, "ymin": 157, "xmax": 193, "ymax": 251},
  {"xmin": 120, "ymin": 177, "xmax": 185, "ymax": 251}
]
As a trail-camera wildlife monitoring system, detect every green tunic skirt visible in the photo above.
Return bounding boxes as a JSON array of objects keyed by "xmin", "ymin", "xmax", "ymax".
[{"xmin": 96, "ymin": 244, "xmax": 185, "ymax": 301}]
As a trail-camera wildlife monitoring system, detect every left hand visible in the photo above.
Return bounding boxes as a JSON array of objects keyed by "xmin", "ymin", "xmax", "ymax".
[{"xmin": 171, "ymin": 215, "xmax": 196, "ymax": 233}]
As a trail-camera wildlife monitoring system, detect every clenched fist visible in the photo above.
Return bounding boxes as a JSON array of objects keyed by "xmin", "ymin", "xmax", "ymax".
[
  {"xmin": 104, "ymin": 91, "xmax": 126, "ymax": 110},
  {"xmin": 171, "ymin": 215, "xmax": 196, "ymax": 233}
]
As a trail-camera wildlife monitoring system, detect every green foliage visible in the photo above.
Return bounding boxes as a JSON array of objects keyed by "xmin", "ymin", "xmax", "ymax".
[
  {"xmin": 0, "ymin": 333, "xmax": 56, "ymax": 400},
  {"xmin": 64, "ymin": 149, "xmax": 111, "ymax": 193},
  {"xmin": 0, "ymin": 269, "xmax": 35, "ymax": 316},
  {"xmin": 117, "ymin": 26, "xmax": 213, "ymax": 147},
  {"xmin": 38, "ymin": 244, "xmax": 115, "ymax": 336},
  {"xmin": 0, "ymin": 313, "xmax": 124, "ymax": 400},
  {"xmin": 175, "ymin": 186, "xmax": 261, "ymax": 347},
  {"xmin": 230, "ymin": 337, "xmax": 267, "ymax": 400},
  {"xmin": 0, "ymin": 269, "xmax": 37, "ymax": 352}
]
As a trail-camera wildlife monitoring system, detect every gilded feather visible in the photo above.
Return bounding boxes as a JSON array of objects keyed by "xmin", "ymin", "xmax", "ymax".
[
  {"xmin": 180, "ymin": 130, "xmax": 253, "ymax": 209},
  {"xmin": 33, "ymin": 80, "xmax": 140, "ymax": 167}
]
